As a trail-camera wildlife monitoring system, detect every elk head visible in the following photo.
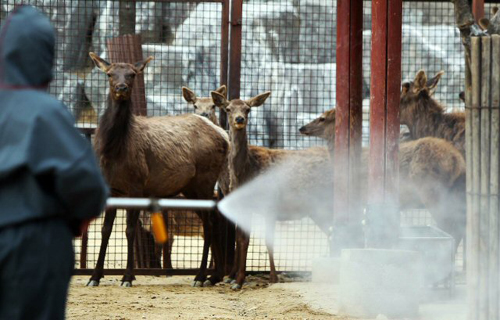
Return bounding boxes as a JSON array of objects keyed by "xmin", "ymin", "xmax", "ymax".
[
  {"xmin": 400, "ymin": 69, "xmax": 444, "ymax": 125},
  {"xmin": 89, "ymin": 52, "xmax": 154, "ymax": 101},
  {"xmin": 182, "ymin": 85, "xmax": 227, "ymax": 120},
  {"xmin": 299, "ymin": 109, "xmax": 336, "ymax": 141},
  {"xmin": 211, "ymin": 91, "xmax": 271, "ymax": 130}
]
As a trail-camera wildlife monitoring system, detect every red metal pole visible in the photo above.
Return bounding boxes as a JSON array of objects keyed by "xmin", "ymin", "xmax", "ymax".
[
  {"xmin": 367, "ymin": 0, "xmax": 402, "ymax": 247},
  {"xmin": 386, "ymin": 0, "xmax": 402, "ymax": 205},
  {"xmin": 473, "ymin": 0, "xmax": 485, "ymax": 21},
  {"xmin": 219, "ymin": 0, "xmax": 230, "ymax": 128},
  {"xmin": 369, "ymin": 0, "xmax": 388, "ymax": 206},
  {"xmin": 333, "ymin": 0, "xmax": 364, "ymax": 255},
  {"xmin": 348, "ymin": 0, "xmax": 364, "ymax": 234},
  {"xmin": 228, "ymin": 0, "xmax": 243, "ymax": 100},
  {"xmin": 334, "ymin": 0, "xmax": 351, "ymax": 252}
]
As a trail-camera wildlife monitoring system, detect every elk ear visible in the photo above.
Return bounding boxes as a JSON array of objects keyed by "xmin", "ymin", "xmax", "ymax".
[
  {"xmin": 182, "ymin": 87, "xmax": 197, "ymax": 104},
  {"xmin": 459, "ymin": 91, "xmax": 465, "ymax": 103},
  {"xmin": 134, "ymin": 56, "xmax": 154, "ymax": 73},
  {"xmin": 401, "ymin": 82, "xmax": 410, "ymax": 95},
  {"xmin": 426, "ymin": 70, "xmax": 444, "ymax": 96},
  {"xmin": 89, "ymin": 52, "xmax": 111, "ymax": 73},
  {"xmin": 246, "ymin": 91, "xmax": 271, "ymax": 107},
  {"xmin": 413, "ymin": 70, "xmax": 427, "ymax": 92},
  {"xmin": 493, "ymin": 6, "xmax": 499, "ymax": 15},
  {"xmin": 215, "ymin": 85, "xmax": 227, "ymax": 98},
  {"xmin": 479, "ymin": 18, "xmax": 490, "ymax": 30},
  {"xmin": 211, "ymin": 91, "xmax": 229, "ymax": 110}
]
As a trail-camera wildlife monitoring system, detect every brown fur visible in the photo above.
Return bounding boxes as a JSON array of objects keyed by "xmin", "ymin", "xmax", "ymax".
[
  {"xmin": 212, "ymin": 90, "xmax": 332, "ymax": 289},
  {"xmin": 300, "ymin": 108, "xmax": 466, "ymax": 250},
  {"xmin": 400, "ymin": 70, "xmax": 466, "ymax": 156},
  {"xmin": 88, "ymin": 52, "xmax": 229, "ymax": 287}
]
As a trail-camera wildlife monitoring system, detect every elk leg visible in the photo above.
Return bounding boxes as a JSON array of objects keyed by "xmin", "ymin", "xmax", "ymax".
[
  {"xmin": 232, "ymin": 228, "xmax": 250, "ymax": 290},
  {"xmin": 226, "ymin": 226, "xmax": 241, "ymax": 283},
  {"xmin": 193, "ymin": 211, "xmax": 210, "ymax": 287},
  {"xmin": 88, "ymin": 208, "xmax": 117, "ymax": 286},
  {"xmin": 162, "ymin": 210, "xmax": 174, "ymax": 270},
  {"xmin": 205, "ymin": 209, "xmax": 225, "ymax": 286},
  {"xmin": 122, "ymin": 209, "xmax": 140, "ymax": 287},
  {"xmin": 265, "ymin": 219, "xmax": 278, "ymax": 283}
]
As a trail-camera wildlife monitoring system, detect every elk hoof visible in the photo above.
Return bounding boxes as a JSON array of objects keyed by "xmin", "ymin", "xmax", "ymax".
[
  {"xmin": 203, "ymin": 280, "xmax": 214, "ymax": 287},
  {"xmin": 121, "ymin": 281, "xmax": 132, "ymax": 287},
  {"xmin": 224, "ymin": 277, "xmax": 234, "ymax": 284},
  {"xmin": 192, "ymin": 281, "xmax": 203, "ymax": 287},
  {"xmin": 86, "ymin": 280, "xmax": 100, "ymax": 287},
  {"xmin": 231, "ymin": 283, "xmax": 242, "ymax": 290}
]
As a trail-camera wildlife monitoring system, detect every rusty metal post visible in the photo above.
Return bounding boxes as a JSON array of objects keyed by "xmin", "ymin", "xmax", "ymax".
[
  {"xmin": 366, "ymin": 0, "xmax": 402, "ymax": 248},
  {"xmin": 219, "ymin": 0, "xmax": 230, "ymax": 128},
  {"xmin": 228, "ymin": 0, "xmax": 243, "ymax": 101},
  {"xmin": 223, "ymin": 0, "xmax": 244, "ymax": 272},
  {"xmin": 119, "ymin": 0, "xmax": 136, "ymax": 35},
  {"xmin": 473, "ymin": 0, "xmax": 485, "ymax": 22},
  {"xmin": 107, "ymin": 34, "xmax": 147, "ymax": 116},
  {"xmin": 333, "ymin": 0, "xmax": 364, "ymax": 255}
]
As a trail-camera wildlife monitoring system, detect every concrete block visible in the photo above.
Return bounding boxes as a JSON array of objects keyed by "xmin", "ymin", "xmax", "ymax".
[
  {"xmin": 339, "ymin": 249, "xmax": 422, "ymax": 319},
  {"xmin": 311, "ymin": 257, "xmax": 340, "ymax": 284}
]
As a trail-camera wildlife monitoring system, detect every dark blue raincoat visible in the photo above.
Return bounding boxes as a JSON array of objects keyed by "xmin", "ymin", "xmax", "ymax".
[{"xmin": 0, "ymin": 5, "xmax": 108, "ymax": 320}]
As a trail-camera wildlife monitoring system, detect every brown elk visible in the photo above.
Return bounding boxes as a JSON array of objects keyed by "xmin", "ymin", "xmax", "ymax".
[
  {"xmin": 182, "ymin": 85, "xmax": 227, "ymax": 125},
  {"xmin": 211, "ymin": 90, "xmax": 332, "ymax": 290},
  {"xmin": 300, "ymin": 108, "xmax": 467, "ymax": 251},
  {"xmin": 400, "ymin": 70, "xmax": 466, "ymax": 156},
  {"xmin": 87, "ymin": 52, "xmax": 229, "ymax": 287}
]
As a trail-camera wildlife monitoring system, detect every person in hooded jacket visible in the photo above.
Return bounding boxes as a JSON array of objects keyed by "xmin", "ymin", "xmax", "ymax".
[{"xmin": 0, "ymin": 5, "xmax": 108, "ymax": 320}]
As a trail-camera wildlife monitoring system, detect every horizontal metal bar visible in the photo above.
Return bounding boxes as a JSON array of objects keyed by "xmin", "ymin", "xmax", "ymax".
[
  {"xmin": 73, "ymin": 268, "xmax": 311, "ymax": 276},
  {"xmin": 73, "ymin": 268, "xmax": 213, "ymax": 276},
  {"xmin": 106, "ymin": 197, "xmax": 217, "ymax": 211}
]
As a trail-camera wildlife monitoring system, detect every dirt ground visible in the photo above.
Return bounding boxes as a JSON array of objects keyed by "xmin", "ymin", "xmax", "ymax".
[{"xmin": 67, "ymin": 275, "xmax": 351, "ymax": 320}]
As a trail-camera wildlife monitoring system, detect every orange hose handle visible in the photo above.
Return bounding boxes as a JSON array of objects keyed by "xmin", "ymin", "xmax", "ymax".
[{"xmin": 151, "ymin": 212, "xmax": 168, "ymax": 244}]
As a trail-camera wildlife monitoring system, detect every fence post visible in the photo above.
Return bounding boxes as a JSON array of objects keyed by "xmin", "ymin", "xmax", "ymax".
[
  {"xmin": 366, "ymin": 0, "xmax": 402, "ymax": 248},
  {"xmin": 333, "ymin": 0, "xmax": 364, "ymax": 255},
  {"xmin": 468, "ymin": 35, "xmax": 500, "ymax": 320},
  {"xmin": 107, "ymin": 34, "xmax": 147, "ymax": 116}
]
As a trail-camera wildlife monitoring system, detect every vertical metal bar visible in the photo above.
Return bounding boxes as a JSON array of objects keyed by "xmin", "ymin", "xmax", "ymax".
[
  {"xmin": 225, "ymin": 0, "xmax": 243, "ymax": 271},
  {"xmin": 489, "ymin": 34, "xmax": 500, "ymax": 320},
  {"xmin": 333, "ymin": 0, "xmax": 364, "ymax": 255},
  {"xmin": 473, "ymin": 0, "xmax": 485, "ymax": 22},
  {"xmin": 470, "ymin": 36, "xmax": 482, "ymax": 320},
  {"xmin": 479, "ymin": 36, "xmax": 491, "ymax": 320},
  {"xmin": 333, "ymin": 0, "xmax": 351, "ymax": 256},
  {"xmin": 385, "ymin": 0, "xmax": 402, "ymax": 212},
  {"xmin": 367, "ymin": 0, "xmax": 401, "ymax": 248},
  {"xmin": 80, "ymin": 132, "xmax": 93, "ymax": 269},
  {"xmin": 369, "ymin": 0, "xmax": 388, "ymax": 206},
  {"xmin": 348, "ymin": 0, "xmax": 364, "ymax": 247},
  {"xmin": 219, "ymin": 0, "xmax": 230, "ymax": 128},
  {"xmin": 119, "ymin": 0, "xmax": 136, "ymax": 35},
  {"xmin": 107, "ymin": 35, "xmax": 147, "ymax": 116},
  {"xmin": 228, "ymin": 0, "xmax": 243, "ymax": 100}
]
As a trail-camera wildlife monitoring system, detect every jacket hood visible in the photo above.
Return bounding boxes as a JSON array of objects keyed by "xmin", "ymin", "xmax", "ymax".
[{"xmin": 0, "ymin": 5, "xmax": 55, "ymax": 88}]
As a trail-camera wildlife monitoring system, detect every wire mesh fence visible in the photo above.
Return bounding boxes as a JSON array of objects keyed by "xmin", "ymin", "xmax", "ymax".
[{"xmin": 0, "ymin": 0, "xmax": 471, "ymax": 276}]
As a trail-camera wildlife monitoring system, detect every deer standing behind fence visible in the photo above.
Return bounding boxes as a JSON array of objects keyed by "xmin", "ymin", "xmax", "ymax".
[
  {"xmin": 146, "ymin": 85, "xmax": 230, "ymax": 271},
  {"xmin": 299, "ymin": 108, "xmax": 467, "ymax": 251},
  {"xmin": 87, "ymin": 52, "xmax": 229, "ymax": 287},
  {"xmin": 400, "ymin": 70, "xmax": 466, "ymax": 157},
  {"xmin": 211, "ymin": 90, "xmax": 333, "ymax": 290}
]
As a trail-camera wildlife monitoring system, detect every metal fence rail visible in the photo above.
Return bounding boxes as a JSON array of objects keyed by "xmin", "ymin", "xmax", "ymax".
[{"xmin": 0, "ymin": 0, "xmax": 471, "ymax": 276}]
